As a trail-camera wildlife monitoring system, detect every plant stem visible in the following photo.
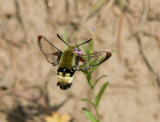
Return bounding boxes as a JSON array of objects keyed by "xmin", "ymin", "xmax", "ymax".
[
  {"xmin": 92, "ymin": 89, "xmax": 100, "ymax": 122},
  {"xmin": 88, "ymin": 72, "xmax": 100, "ymax": 122},
  {"xmin": 95, "ymin": 106, "xmax": 100, "ymax": 122},
  {"xmin": 83, "ymin": 70, "xmax": 102, "ymax": 121}
]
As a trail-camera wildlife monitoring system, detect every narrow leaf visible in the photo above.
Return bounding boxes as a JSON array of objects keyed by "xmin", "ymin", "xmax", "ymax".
[
  {"xmin": 110, "ymin": 50, "xmax": 115, "ymax": 54},
  {"xmin": 82, "ymin": 108, "xmax": 98, "ymax": 122},
  {"xmin": 82, "ymin": 71, "xmax": 92, "ymax": 89},
  {"xmin": 80, "ymin": 40, "xmax": 88, "ymax": 55},
  {"xmin": 90, "ymin": 65, "xmax": 100, "ymax": 74},
  {"xmin": 82, "ymin": 70, "xmax": 88, "ymax": 74},
  {"xmin": 81, "ymin": 98, "xmax": 96, "ymax": 107},
  {"xmin": 95, "ymin": 81, "xmax": 109, "ymax": 106},
  {"xmin": 89, "ymin": 40, "xmax": 93, "ymax": 54},
  {"xmin": 82, "ymin": 71, "xmax": 89, "ymax": 80},
  {"xmin": 93, "ymin": 75, "xmax": 107, "ymax": 89},
  {"xmin": 75, "ymin": 43, "xmax": 81, "ymax": 51}
]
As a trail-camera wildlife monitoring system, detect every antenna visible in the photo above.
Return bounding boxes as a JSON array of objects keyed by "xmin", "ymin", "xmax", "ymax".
[
  {"xmin": 77, "ymin": 38, "xmax": 92, "ymax": 47},
  {"xmin": 57, "ymin": 34, "xmax": 70, "ymax": 47}
]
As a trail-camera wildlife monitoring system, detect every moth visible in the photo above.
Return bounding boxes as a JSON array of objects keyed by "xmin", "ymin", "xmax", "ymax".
[{"xmin": 38, "ymin": 34, "xmax": 112, "ymax": 90}]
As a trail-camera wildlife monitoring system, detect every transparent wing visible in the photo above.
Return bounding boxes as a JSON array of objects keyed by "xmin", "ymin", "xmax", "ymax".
[
  {"xmin": 78, "ymin": 51, "xmax": 112, "ymax": 71},
  {"xmin": 38, "ymin": 35, "xmax": 62, "ymax": 65}
]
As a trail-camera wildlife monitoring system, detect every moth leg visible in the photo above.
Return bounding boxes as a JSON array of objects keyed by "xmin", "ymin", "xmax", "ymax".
[
  {"xmin": 76, "ymin": 66, "xmax": 80, "ymax": 71},
  {"xmin": 53, "ymin": 61, "xmax": 59, "ymax": 66}
]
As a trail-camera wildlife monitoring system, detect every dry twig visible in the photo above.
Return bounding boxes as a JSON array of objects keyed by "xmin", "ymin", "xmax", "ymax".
[
  {"xmin": 117, "ymin": 12, "xmax": 126, "ymax": 61},
  {"xmin": 98, "ymin": 0, "xmax": 115, "ymax": 25},
  {"xmin": 135, "ymin": 0, "xmax": 160, "ymax": 86}
]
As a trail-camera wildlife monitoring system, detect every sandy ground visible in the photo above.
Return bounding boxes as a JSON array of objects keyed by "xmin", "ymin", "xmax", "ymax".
[{"xmin": 0, "ymin": 0, "xmax": 160, "ymax": 122}]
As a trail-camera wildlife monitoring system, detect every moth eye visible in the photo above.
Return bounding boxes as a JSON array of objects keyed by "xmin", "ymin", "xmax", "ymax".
[
  {"xmin": 59, "ymin": 72, "xmax": 63, "ymax": 76},
  {"xmin": 65, "ymin": 73, "xmax": 70, "ymax": 77}
]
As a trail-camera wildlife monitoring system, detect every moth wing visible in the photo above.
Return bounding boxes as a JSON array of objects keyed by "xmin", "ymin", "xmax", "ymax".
[
  {"xmin": 78, "ymin": 51, "xmax": 112, "ymax": 71},
  {"xmin": 38, "ymin": 35, "xmax": 62, "ymax": 65}
]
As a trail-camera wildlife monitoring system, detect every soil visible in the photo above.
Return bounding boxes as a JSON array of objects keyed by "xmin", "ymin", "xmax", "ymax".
[{"xmin": 0, "ymin": 0, "xmax": 160, "ymax": 122}]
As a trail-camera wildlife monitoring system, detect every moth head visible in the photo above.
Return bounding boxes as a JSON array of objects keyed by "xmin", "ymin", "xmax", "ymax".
[{"xmin": 57, "ymin": 34, "xmax": 91, "ymax": 55}]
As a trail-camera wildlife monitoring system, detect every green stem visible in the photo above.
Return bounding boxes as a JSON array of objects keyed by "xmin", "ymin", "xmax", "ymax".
[
  {"xmin": 92, "ymin": 89, "xmax": 100, "ymax": 122},
  {"xmin": 86, "ymin": 71, "xmax": 100, "ymax": 122},
  {"xmin": 95, "ymin": 106, "xmax": 100, "ymax": 122}
]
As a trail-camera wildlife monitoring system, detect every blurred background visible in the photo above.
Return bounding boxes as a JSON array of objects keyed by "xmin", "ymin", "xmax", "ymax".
[{"xmin": 0, "ymin": 0, "xmax": 160, "ymax": 122}]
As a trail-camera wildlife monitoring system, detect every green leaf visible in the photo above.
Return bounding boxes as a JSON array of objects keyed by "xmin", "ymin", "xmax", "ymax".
[
  {"xmin": 89, "ymin": 40, "xmax": 93, "ymax": 54},
  {"xmin": 82, "ymin": 108, "xmax": 98, "ymax": 122},
  {"xmin": 90, "ymin": 65, "xmax": 100, "ymax": 74},
  {"xmin": 95, "ymin": 81, "xmax": 109, "ymax": 107},
  {"xmin": 75, "ymin": 43, "xmax": 81, "ymax": 51},
  {"xmin": 110, "ymin": 50, "xmax": 115, "ymax": 54},
  {"xmin": 93, "ymin": 75, "xmax": 107, "ymax": 89},
  {"xmin": 82, "ymin": 71, "xmax": 89, "ymax": 80},
  {"xmin": 80, "ymin": 40, "xmax": 88, "ymax": 55},
  {"xmin": 82, "ymin": 71, "xmax": 93, "ymax": 89},
  {"xmin": 81, "ymin": 98, "xmax": 96, "ymax": 107}
]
